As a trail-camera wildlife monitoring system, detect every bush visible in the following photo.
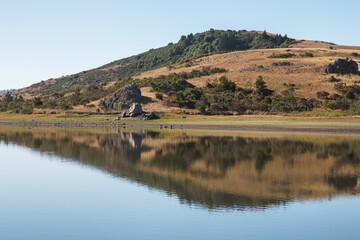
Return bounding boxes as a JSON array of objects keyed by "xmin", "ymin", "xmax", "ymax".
[
  {"xmin": 268, "ymin": 52, "xmax": 295, "ymax": 58},
  {"xmin": 171, "ymin": 88, "xmax": 202, "ymax": 108},
  {"xmin": 300, "ymin": 52, "xmax": 314, "ymax": 57},
  {"xmin": 155, "ymin": 92, "xmax": 163, "ymax": 100},
  {"xmin": 272, "ymin": 62, "xmax": 291, "ymax": 66},
  {"xmin": 216, "ymin": 76, "xmax": 236, "ymax": 92}
]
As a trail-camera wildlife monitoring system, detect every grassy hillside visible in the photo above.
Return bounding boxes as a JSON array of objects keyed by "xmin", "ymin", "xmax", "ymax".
[
  {"xmin": 17, "ymin": 29, "xmax": 295, "ymax": 97},
  {"xmin": 6, "ymin": 30, "xmax": 360, "ymax": 116}
]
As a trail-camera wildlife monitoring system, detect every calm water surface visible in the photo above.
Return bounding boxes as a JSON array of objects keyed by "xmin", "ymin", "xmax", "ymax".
[{"xmin": 1, "ymin": 127, "xmax": 360, "ymax": 240}]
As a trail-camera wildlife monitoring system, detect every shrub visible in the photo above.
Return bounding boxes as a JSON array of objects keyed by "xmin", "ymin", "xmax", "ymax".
[
  {"xmin": 316, "ymin": 91, "xmax": 330, "ymax": 100},
  {"xmin": 216, "ymin": 76, "xmax": 236, "ymax": 92},
  {"xmin": 155, "ymin": 93, "xmax": 163, "ymax": 100},
  {"xmin": 272, "ymin": 62, "xmax": 291, "ymax": 66},
  {"xmin": 268, "ymin": 52, "xmax": 295, "ymax": 58},
  {"xmin": 300, "ymin": 52, "xmax": 314, "ymax": 57}
]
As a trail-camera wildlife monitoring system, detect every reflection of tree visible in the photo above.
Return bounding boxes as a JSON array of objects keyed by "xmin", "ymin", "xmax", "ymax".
[
  {"xmin": 150, "ymin": 137, "xmax": 319, "ymax": 175},
  {"xmin": 1, "ymin": 128, "xmax": 360, "ymax": 210}
]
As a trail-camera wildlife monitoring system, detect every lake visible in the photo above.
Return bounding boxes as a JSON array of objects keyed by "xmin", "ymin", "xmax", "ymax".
[{"xmin": 1, "ymin": 126, "xmax": 360, "ymax": 240}]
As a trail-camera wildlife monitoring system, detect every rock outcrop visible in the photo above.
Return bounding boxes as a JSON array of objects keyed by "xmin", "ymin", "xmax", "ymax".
[
  {"xmin": 129, "ymin": 103, "xmax": 143, "ymax": 117},
  {"xmin": 325, "ymin": 57, "xmax": 358, "ymax": 74},
  {"xmin": 135, "ymin": 112, "xmax": 159, "ymax": 120},
  {"xmin": 100, "ymin": 84, "xmax": 141, "ymax": 111}
]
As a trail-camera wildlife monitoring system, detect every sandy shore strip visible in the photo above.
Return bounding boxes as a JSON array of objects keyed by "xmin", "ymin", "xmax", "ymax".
[{"xmin": 1, "ymin": 120, "xmax": 360, "ymax": 134}]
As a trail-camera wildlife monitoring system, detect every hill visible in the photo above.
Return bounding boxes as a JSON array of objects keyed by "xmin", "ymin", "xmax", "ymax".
[
  {"xmin": 6, "ymin": 30, "xmax": 360, "ymax": 116},
  {"xmin": 14, "ymin": 29, "xmax": 295, "ymax": 97}
]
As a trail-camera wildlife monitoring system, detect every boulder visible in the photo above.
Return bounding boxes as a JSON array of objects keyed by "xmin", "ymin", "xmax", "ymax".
[
  {"xmin": 120, "ymin": 112, "xmax": 128, "ymax": 118},
  {"xmin": 129, "ymin": 103, "xmax": 143, "ymax": 117},
  {"xmin": 136, "ymin": 112, "xmax": 159, "ymax": 121},
  {"xmin": 325, "ymin": 57, "xmax": 358, "ymax": 74},
  {"xmin": 99, "ymin": 84, "xmax": 141, "ymax": 111}
]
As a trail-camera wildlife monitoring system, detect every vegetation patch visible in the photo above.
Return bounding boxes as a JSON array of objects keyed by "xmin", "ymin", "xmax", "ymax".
[
  {"xmin": 272, "ymin": 62, "xmax": 292, "ymax": 66},
  {"xmin": 268, "ymin": 52, "xmax": 295, "ymax": 58}
]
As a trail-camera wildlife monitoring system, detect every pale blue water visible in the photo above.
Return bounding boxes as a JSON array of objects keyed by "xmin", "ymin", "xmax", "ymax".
[{"xmin": 1, "ymin": 129, "xmax": 360, "ymax": 240}]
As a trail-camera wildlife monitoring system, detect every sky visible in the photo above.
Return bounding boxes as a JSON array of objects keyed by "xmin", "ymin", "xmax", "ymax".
[{"xmin": 1, "ymin": 0, "xmax": 360, "ymax": 90}]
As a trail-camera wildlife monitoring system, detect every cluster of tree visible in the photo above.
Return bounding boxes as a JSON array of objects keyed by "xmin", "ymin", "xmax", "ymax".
[
  {"xmin": 111, "ymin": 67, "xmax": 227, "ymax": 90},
  {"xmin": 317, "ymin": 83, "xmax": 360, "ymax": 113},
  {"xmin": 0, "ymin": 92, "xmax": 35, "ymax": 114},
  {"xmin": 0, "ymin": 84, "xmax": 110, "ymax": 113},
  {"xmin": 0, "ymin": 67, "xmax": 228, "ymax": 113},
  {"xmin": 151, "ymin": 75, "xmax": 316, "ymax": 114},
  {"xmin": 28, "ymin": 29, "xmax": 296, "ymax": 96}
]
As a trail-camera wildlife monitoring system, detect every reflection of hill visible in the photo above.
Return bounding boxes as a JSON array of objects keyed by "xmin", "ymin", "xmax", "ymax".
[{"xmin": 1, "ymin": 127, "xmax": 360, "ymax": 210}]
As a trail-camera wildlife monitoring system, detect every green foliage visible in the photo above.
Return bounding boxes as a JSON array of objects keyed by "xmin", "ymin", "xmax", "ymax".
[
  {"xmin": 0, "ymin": 94, "xmax": 34, "ymax": 114},
  {"xmin": 155, "ymin": 93, "xmax": 163, "ymax": 100},
  {"xmin": 216, "ymin": 76, "xmax": 236, "ymax": 92},
  {"xmin": 324, "ymin": 83, "xmax": 360, "ymax": 111},
  {"xmin": 33, "ymin": 97, "xmax": 43, "ymax": 107},
  {"xmin": 252, "ymin": 76, "xmax": 273, "ymax": 101},
  {"xmin": 171, "ymin": 88, "xmax": 203, "ymax": 108},
  {"xmin": 272, "ymin": 61, "xmax": 291, "ymax": 66},
  {"xmin": 268, "ymin": 52, "xmax": 295, "ymax": 58},
  {"xmin": 300, "ymin": 52, "xmax": 314, "ymax": 57}
]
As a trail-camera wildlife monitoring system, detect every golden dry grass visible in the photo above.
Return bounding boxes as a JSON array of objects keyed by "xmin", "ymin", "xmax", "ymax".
[
  {"xmin": 7, "ymin": 40, "xmax": 360, "ymax": 114},
  {"xmin": 137, "ymin": 46, "xmax": 360, "ymax": 101}
]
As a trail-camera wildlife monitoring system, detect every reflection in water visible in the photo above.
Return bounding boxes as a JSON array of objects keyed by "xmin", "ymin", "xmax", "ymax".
[{"xmin": 1, "ymin": 127, "xmax": 360, "ymax": 210}]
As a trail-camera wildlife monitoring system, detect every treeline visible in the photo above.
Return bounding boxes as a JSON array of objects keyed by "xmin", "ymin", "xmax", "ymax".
[
  {"xmin": 28, "ymin": 29, "xmax": 296, "ymax": 96},
  {"xmin": 0, "ymin": 93, "xmax": 35, "ymax": 114},
  {"xmin": 0, "ymin": 67, "xmax": 227, "ymax": 113},
  {"xmin": 317, "ymin": 83, "xmax": 360, "ymax": 114},
  {"xmin": 151, "ymin": 75, "xmax": 316, "ymax": 114}
]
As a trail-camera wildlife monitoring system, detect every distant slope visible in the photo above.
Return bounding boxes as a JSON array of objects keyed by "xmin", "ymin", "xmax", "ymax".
[
  {"xmin": 0, "ymin": 89, "xmax": 14, "ymax": 95},
  {"xmin": 20, "ymin": 29, "xmax": 295, "ymax": 96}
]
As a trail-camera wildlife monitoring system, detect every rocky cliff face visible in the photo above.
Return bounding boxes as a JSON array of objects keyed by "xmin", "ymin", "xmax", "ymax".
[{"xmin": 99, "ymin": 85, "xmax": 141, "ymax": 111}]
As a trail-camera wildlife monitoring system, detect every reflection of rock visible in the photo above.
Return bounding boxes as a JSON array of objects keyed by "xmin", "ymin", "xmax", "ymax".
[
  {"xmin": 129, "ymin": 132, "xmax": 142, "ymax": 149},
  {"xmin": 129, "ymin": 103, "xmax": 143, "ymax": 117},
  {"xmin": 325, "ymin": 57, "xmax": 358, "ymax": 74},
  {"xmin": 100, "ymin": 84, "xmax": 141, "ymax": 111}
]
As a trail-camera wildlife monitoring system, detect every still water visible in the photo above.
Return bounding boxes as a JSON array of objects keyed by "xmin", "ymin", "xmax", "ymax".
[{"xmin": 1, "ymin": 127, "xmax": 360, "ymax": 240}]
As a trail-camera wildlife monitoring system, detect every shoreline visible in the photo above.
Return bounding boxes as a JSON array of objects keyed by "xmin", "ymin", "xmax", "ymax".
[{"xmin": 2, "ymin": 119, "xmax": 360, "ymax": 134}]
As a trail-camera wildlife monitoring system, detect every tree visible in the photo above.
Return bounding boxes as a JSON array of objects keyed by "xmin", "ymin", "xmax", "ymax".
[
  {"xmin": 3, "ymin": 92, "xmax": 13, "ymax": 104},
  {"xmin": 33, "ymin": 97, "xmax": 43, "ymax": 107},
  {"xmin": 216, "ymin": 76, "xmax": 236, "ymax": 92},
  {"xmin": 253, "ymin": 76, "xmax": 273, "ymax": 101}
]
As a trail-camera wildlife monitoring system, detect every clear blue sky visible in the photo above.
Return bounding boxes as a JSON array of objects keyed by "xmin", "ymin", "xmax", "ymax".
[{"xmin": 1, "ymin": 0, "xmax": 360, "ymax": 90}]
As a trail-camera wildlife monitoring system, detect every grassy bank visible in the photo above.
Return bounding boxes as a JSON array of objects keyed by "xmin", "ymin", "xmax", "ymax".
[{"xmin": 1, "ymin": 112, "xmax": 360, "ymax": 127}]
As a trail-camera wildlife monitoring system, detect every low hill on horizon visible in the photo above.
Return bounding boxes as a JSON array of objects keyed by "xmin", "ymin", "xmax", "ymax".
[{"xmin": 0, "ymin": 89, "xmax": 15, "ymax": 95}]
